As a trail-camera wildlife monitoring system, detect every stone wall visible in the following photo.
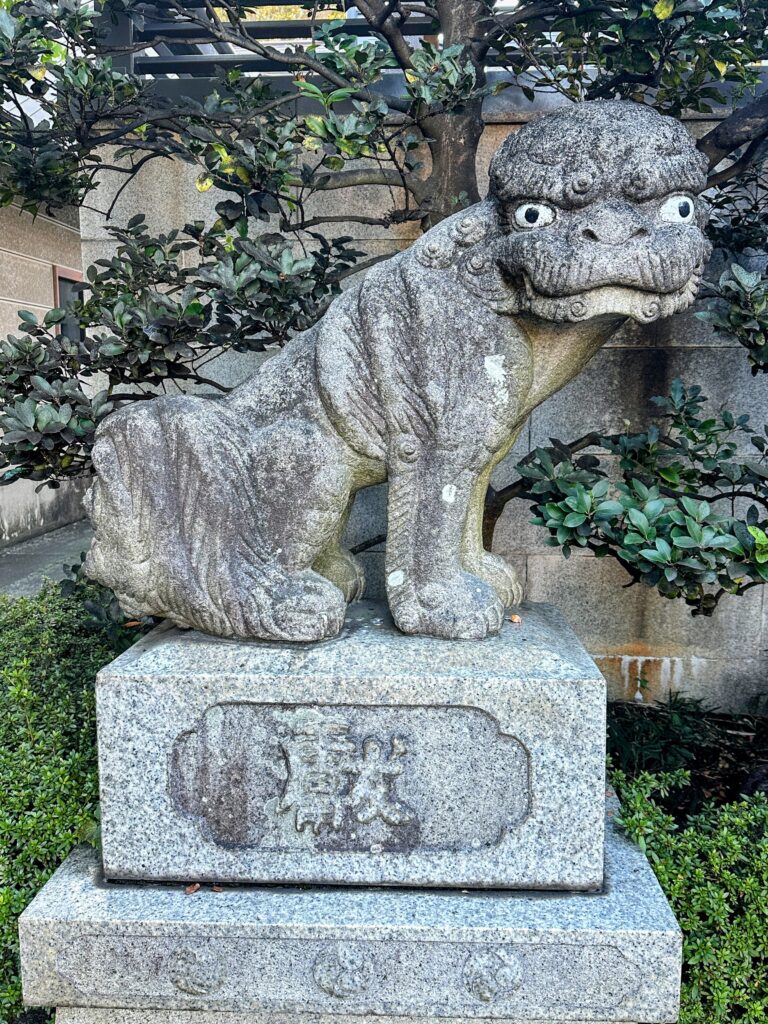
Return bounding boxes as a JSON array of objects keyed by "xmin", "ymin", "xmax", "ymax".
[
  {"xmin": 80, "ymin": 100, "xmax": 768, "ymax": 713},
  {"xmin": 0, "ymin": 204, "xmax": 88, "ymax": 545}
]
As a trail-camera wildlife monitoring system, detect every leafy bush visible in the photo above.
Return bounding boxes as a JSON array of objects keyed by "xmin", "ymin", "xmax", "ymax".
[
  {"xmin": 0, "ymin": 582, "xmax": 139, "ymax": 1022},
  {"xmin": 700, "ymin": 262, "xmax": 768, "ymax": 375},
  {"xmin": 608, "ymin": 695, "xmax": 720, "ymax": 775},
  {"xmin": 615, "ymin": 771, "xmax": 768, "ymax": 1024},
  {"xmin": 509, "ymin": 380, "xmax": 768, "ymax": 615}
]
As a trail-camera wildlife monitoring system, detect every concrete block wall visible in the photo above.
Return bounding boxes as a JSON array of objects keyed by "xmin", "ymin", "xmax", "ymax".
[
  {"xmin": 79, "ymin": 102, "xmax": 768, "ymax": 713},
  {"xmin": 0, "ymin": 203, "xmax": 88, "ymax": 545}
]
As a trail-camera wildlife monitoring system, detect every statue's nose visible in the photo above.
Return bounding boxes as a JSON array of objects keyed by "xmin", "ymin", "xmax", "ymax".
[{"xmin": 577, "ymin": 202, "xmax": 649, "ymax": 245}]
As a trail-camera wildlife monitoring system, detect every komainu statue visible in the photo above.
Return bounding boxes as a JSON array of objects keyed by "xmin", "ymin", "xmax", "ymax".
[{"xmin": 85, "ymin": 100, "xmax": 711, "ymax": 642}]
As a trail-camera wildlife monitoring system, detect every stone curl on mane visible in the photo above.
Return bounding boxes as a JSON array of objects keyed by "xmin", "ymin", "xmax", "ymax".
[{"xmin": 489, "ymin": 100, "xmax": 710, "ymax": 211}]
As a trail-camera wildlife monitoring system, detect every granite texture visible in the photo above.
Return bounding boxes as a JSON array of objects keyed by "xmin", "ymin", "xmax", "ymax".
[
  {"xmin": 54, "ymin": 1014, "xmax": 651, "ymax": 1024},
  {"xmin": 20, "ymin": 805, "xmax": 681, "ymax": 1021},
  {"xmin": 84, "ymin": 101, "xmax": 711, "ymax": 643},
  {"xmin": 95, "ymin": 601, "xmax": 606, "ymax": 889}
]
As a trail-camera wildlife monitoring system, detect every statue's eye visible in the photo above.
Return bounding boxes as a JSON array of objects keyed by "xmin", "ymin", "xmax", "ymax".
[
  {"xmin": 660, "ymin": 195, "xmax": 695, "ymax": 223},
  {"xmin": 513, "ymin": 202, "xmax": 556, "ymax": 229}
]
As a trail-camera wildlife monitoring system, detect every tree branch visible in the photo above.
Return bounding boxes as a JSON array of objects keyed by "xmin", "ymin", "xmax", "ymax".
[
  {"xmin": 350, "ymin": 533, "xmax": 387, "ymax": 554},
  {"xmin": 706, "ymin": 135, "xmax": 768, "ymax": 189},
  {"xmin": 487, "ymin": 432, "xmax": 602, "ymax": 514},
  {"xmin": 329, "ymin": 253, "xmax": 393, "ymax": 283},
  {"xmin": 316, "ymin": 167, "xmax": 417, "ymax": 192},
  {"xmin": 473, "ymin": 2, "xmax": 562, "ymax": 60},
  {"xmin": 295, "ymin": 213, "xmax": 403, "ymax": 229},
  {"xmin": 698, "ymin": 91, "xmax": 768, "ymax": 168},
  {"xmin": 481, "ymin": 431, "xmax": 602, "ymax": 548},
  {"xmin": 355, "ymin": 0, "xmax": 414, "ymax": 70}
]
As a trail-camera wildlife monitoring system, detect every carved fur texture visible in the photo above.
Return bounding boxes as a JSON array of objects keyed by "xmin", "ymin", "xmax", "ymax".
[{"xmin": 85, "ymin": 100, "xmax": 711, "ymax": 641}]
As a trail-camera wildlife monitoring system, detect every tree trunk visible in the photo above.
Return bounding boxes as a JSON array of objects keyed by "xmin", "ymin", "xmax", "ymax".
[
  {"xmin": 420, "ymin": 1, "xmax": 489, "ymax": 228},
  {"xmin": 421, "ymin": 102, "xmax": 486, "ymax": 227}
]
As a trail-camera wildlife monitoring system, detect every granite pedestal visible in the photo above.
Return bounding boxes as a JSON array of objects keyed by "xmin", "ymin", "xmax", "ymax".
[
  {"xmin": 20, "ymin": 808, "xmax": 681, "ymax": 1021},
  {"xmin": 19, "ymin": 601, "xmax": 683, "ymax": 1024},
  {"xmin": 96, "ymin": 602, "xmax": 606, "ymax": 890}
]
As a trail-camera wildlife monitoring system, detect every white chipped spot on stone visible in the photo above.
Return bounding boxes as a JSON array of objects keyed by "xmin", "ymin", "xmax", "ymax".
[
  {"xmin": 442, "ymin": 484, "xmax": 457, "ymax": 504},
  {"xmin": 484, "ymin": 353, "xmax": 505, "ymax": 383},
  {"xmin": 387, "ymin": 570, "xmax": 405, "ymax": 587}
]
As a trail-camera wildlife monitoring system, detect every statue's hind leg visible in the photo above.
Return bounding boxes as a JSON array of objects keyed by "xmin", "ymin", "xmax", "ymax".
[
  {"xmin": 86, "ymin": 399, "xmax": 356, "ymax": 643},
  {"xmin": 231, "ymin": 418, "xmax": 357, "ymax": 642}
]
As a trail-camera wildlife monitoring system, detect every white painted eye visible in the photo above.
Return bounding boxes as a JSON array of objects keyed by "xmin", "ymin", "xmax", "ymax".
[
  {"xmin": 660, "ymin": 195, "xmax": 695, "ymax": 223},
  {"xmin": 513, "ymin": 202, "xmax": 556, "ymax": 229}
]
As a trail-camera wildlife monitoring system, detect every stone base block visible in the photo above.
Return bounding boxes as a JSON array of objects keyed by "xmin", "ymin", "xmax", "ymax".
[
  {"xmin": 20, "ymin": 809, "xmax": 681, "ymax": 1022},
  {"xmin": 55, "ymin": 1015, "xmax": 649, "ymax": 1024},
  {"xmin": 96, "ymin": 601, "xmax": 606, "ymax": 889}
]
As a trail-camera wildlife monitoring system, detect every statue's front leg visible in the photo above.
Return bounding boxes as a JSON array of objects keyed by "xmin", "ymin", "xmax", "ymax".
[{"xmin": 385, "ymin": 442, "xmax": 504, "ymax": 639}]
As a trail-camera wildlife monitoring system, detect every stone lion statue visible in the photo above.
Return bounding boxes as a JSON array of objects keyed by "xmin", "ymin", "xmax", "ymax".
[{"xmin": 85, "ymin": 100, "xmax": 711, "ymax": 642}]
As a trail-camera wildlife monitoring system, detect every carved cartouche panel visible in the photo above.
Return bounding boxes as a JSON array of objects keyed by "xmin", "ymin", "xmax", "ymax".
[
  {"xmin": 84, "ymin": 100, "xmax": 711, "ymax": 642},
  {"xmin": 170, "ymin": 702, "xmax": 530, "ymax": 852}
]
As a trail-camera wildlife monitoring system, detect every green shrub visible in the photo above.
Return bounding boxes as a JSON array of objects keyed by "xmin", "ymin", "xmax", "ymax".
[
  {"xmin": 615, "ymin": 770, "xmax": 768, "ymax": 1024},
  {"xmin": 0, "ymin": 582, "xmax": 134, "ymax": 1023},
  {"xmin": 608, "ymin": 695, "xmax": 719, "ymax": 776}
]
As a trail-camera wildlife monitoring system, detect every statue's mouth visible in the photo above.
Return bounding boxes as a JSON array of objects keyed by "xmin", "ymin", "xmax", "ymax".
[
  {"xmin": 516, "ymin": 254, "xmax": 706, "ymax": 299},
  {"xmin": 519, "ymin": 265, "xmax": 704, "ymax": 323}
]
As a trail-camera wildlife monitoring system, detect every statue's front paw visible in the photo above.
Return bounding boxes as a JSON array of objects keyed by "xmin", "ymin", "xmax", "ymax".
[
  {"xmin": 479, "ymin": 552, "xmax": 524, "ymax": 607},
  {"xmin": 392, "ymin": 572, "xmax": 504, "ymax": 640}
]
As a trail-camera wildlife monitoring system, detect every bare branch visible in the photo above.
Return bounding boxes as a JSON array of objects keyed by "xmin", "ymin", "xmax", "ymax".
[
  {"xmin": 295, "ymin": 213, "xmax": 409, "ymax": 229},
  {"xmin": 104, "ymin": 152, "xmax": 168, "ymax": 220},
  {"xmin": 402, "ymin": 3, "xmax": 437, "ymax": 16},
  {"xmin": 473, "ymin": 2, "xmax": 562, "ymax": 59},
  {"xmin": 350, "ymin": 533, "xmax": 386, "ymax": 554},
  {"xmin": 329, "ymin": 252, "xmax": 393, "ymax": 283},
  {"xmin": 706, "ymin": 135, "xmax": 767, "ymax": 189}
]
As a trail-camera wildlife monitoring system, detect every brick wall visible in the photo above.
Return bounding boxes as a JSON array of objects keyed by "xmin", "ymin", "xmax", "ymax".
[{"xmin": 0, "ymin": 204, "xmax": 87, "ymax": 545}]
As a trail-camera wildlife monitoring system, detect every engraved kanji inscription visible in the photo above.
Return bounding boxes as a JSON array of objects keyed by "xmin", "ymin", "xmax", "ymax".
[
  {"xmin": 351, "ymin": 736, "xmax": 412, "ymax": 826},
  {"xmin": 273, "ymin": 709, "xmax": 414, "ymax": 835},
  {"xmin": 171, "ymin": 702, "xmax": 531, "ymax": 852}
]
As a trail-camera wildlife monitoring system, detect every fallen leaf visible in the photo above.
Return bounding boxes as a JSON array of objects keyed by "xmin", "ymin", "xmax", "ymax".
[
  {"xmin": 509, "ymin": 614, "xmax": 522, "ymax": 624},
  {"xmin": 212, "ymin": 885, "xmax": 224, "ymax": 893},
  {"xmin": 185, "ymin": 883, "xmax": 201, "ymax": 895}
]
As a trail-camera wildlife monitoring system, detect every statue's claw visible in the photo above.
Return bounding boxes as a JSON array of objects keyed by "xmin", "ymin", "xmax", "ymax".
[
  {"xmin": 392, "ymin": 572, "xmax": 504, "ymax": 640},
  {"xmin": 478, "ymin": 551, "xmax": 524, "ymax": 608}
]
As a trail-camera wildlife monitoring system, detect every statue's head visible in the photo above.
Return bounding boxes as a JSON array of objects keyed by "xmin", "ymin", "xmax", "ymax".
[{"xmin": 487, "ymin": 100, "xmax": 711, "ymax": 323}]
